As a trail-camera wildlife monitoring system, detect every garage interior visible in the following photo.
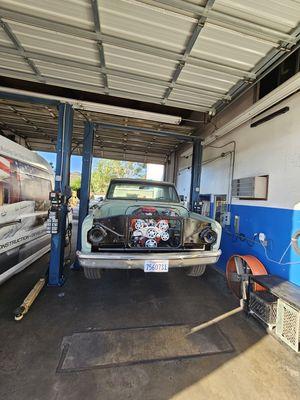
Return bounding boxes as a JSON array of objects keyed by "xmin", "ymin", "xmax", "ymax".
[{"xmin": 1, "ymin": 1, "xmax": 300, "ymax": 399}]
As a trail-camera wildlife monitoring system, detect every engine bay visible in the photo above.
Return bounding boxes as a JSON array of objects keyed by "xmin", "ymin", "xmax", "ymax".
[{"xmin": 87, "ymin": 206, "xmax": 216, "ymax": 252}]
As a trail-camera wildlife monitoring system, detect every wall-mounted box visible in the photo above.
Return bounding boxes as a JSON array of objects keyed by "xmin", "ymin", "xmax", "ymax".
[{"xmin": 232, "ymin": 176, "xmax": 268, "ymax": 200}]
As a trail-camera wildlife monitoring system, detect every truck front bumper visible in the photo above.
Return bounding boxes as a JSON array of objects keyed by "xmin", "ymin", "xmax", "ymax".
[{"xmin": 76, "ymin": 249, "xmax": 221, "ymax": 270}]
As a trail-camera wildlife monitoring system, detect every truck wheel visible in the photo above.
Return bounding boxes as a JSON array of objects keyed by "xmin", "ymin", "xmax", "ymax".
[
  {"xmin": 84, "ymin": 267, "xmax": 102, "ymax": 279},
  {"xmin": 186, "ymin": 265, "xmax": 206, "ymax": 277}
]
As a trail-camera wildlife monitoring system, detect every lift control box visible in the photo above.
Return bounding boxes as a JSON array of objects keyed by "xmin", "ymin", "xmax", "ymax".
[
  {"xmin": 47, "ymin": 211, "xmax": 59, "ymax": 234},
  {"xmin": 49, "ymin": 191, "xmax": 66, "ymax": 205},
  {"xmin": 46, "ymin": 191, "xmax": 65, "ymax": 234}
]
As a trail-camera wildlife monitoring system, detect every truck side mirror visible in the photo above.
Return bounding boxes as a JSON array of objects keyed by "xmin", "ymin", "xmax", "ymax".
[{"xmin": 179, "ymin": 195, "xmax": 185, "ymax": 202}]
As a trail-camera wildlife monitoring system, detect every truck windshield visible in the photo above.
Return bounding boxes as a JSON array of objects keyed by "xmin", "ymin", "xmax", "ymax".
[{"xmin": 107, "ymin": 182, "xmax": 180, "ymax": 203}]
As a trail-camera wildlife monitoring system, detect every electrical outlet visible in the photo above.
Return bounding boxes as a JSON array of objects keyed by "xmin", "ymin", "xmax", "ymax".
[
  {"xmin": 258, "ymin": 232, "xmax": 268, "ymax": 246},
  {"xmin": 221, "ymin": 212, "xmax": 231, "ymax": 226}
]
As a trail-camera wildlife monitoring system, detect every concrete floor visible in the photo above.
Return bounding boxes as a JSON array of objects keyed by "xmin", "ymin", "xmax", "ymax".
[{"xmin": 0, "ymin": 247, "xmax": 299, "ymax": 400}]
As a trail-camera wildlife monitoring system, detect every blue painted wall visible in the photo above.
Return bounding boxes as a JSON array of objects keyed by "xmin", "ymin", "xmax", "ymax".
[{"xmin": 217, "ymin": 204, "xmax": 300, "ymax": 286}]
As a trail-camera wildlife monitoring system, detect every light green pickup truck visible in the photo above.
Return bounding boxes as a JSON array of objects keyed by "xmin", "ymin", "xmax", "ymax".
[{"xmin": 77, "ymin": 178, "xmax": 221, "ymax": 279}]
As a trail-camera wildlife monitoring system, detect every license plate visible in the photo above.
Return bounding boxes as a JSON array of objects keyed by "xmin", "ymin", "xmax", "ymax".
[{"xmin": 144, "ymin": 260, "xmax": 169, "ymax": 273}]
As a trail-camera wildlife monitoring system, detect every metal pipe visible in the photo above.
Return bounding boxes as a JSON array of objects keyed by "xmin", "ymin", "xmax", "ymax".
[
  {"xmin": 205, "ymin": 141, "xmax": 236, "ymax": 211},
  {"xmin": 73, "ymin": 121, "xmax": 95, "ymax": 270},
  {"xmin": 188, "ymin": 305, "xmax": 243, "ymax": 334},
  {"xmin": 14, "ymin": 278, "xmax": 46, "ymax": 321},
  {"xmin": 202, "ymin": 151, "xmax": 231, "ymax": 165}
]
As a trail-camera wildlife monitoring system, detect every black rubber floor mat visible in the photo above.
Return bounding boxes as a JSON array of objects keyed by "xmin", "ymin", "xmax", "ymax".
[{"xmin": 58, "ymin": 323, "xmax": 234, "ymax": 372}]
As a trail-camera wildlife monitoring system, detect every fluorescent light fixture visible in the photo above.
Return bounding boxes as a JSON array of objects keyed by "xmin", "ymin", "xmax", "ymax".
[
  {"xmin": 0, "ymin": 87, "xmax": 182, "ymax": 125},
  {"xmin": 204, "ymin": 72, "xmax": 300, "ymax": 146},
  {"xmin": 72, "ymin": 101, "xmax": 181, "ymax": 124}
]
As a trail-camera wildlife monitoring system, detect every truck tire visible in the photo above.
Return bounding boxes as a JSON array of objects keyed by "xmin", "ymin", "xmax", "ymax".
[
  {"xmin": 83, "ymin": 267, "xmax": 102, "ymax": 279},
  {"xmin": 186, "ymin": 265, "xmax": 206, "ymax": 277}
]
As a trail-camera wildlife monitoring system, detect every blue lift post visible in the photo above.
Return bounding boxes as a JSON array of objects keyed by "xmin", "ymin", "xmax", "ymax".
[
  {"xmin": 48, "ymin": 103, "xmax": 74, "ymax": 286},
  {"xmin": 190, "ymin": 138, "xmax": 203, "ymax": 212},
  {"xmin": 73, "ymin": 121, "xmax": 95, "ymax": 269}
]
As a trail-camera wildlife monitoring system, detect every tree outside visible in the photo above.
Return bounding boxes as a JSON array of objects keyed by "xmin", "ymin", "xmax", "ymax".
[
  {"xmin": 91, "ymin": 159, "xmax": 146, "ymax": 194},
  {"xmin": 70, "ymin": 172, "xmax": 81, "ymax": 191},
  {"xmin": 70, "ymin": 159, "xmax": 146, "ymax": 195}
]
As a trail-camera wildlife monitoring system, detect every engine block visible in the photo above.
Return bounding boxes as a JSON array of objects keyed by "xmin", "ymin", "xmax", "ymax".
[{"xmin": 129, "ymin": 207, "xmax": 182, "ymax": 248}]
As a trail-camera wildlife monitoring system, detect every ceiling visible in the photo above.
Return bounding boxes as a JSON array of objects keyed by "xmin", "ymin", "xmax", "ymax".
[
  {"xmin": 0, "ymin": 98, "xmax": 195, "ymax": 164},
  {"xmin": 0, "ymin": 0, "xmax": 300, "ymax": 114}
]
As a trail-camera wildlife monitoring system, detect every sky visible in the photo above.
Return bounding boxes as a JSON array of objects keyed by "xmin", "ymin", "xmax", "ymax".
[{"xmin": 38, "ymin": 151, "xmax": 100, "ymax": 172}]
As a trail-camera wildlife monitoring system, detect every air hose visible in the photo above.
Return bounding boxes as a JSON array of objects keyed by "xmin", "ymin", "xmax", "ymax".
[{"xmin": 291, "ymin": 230, "xmax": 300, "ymax": 256}]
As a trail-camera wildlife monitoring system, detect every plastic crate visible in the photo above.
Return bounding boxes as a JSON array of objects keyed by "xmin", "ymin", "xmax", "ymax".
[
  {"xmin": 249, "ymin": 291, "xmax": 278, "ymax": 327},
  {"xmin": 276, "ymin": 299, "xmax": 300, "ymax": 352}
]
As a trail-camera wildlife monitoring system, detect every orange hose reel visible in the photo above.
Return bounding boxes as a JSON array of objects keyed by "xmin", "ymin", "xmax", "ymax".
[{"xmin": 226, "ymin": 254, "xmax": 268, "ymax": 298}]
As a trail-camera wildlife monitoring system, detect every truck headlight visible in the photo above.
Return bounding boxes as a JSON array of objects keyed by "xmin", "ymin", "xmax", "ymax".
[
  {"xmin": 199, "ymin": 226, "xmax": 217, "ymax": 245},
  {"xmin": 87, "ymin": 225, "xmax": 107, "ymax": 245}
]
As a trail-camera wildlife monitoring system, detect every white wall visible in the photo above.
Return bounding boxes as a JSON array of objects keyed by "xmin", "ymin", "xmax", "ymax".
[
  {"xmin": 201, "ymin": 91, "xmax": 300, "ymax": 210},
  {"xmin": 172, "ymin": 90, "xmax": 300, "ymax": 212},
  {"xmin": 200, "ymin": 91, "xmax": 300, "ymax": 285},
  {"xmin": 175, "ymin": 145, "xmax": 192, "ymax": 202},
  {"xmin": 201, "ymin": 155, "xmax": 231, "ymax": 198},
  {"xmin": 176, "ymin": 167, "xmax": 191, "ymax": 199}
]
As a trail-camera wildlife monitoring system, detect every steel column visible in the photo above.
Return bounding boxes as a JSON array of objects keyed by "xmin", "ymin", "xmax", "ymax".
[
  {"xmin": 190, "ymin": 139, "xmax": 203, "ymax": 211},
  {"xmin": 73, "ymin": 121, "xmax": 95, "ymax": 269},
  {"xmin": 48, "ymin": 103, "xmax": 74, "ymax": 286}
]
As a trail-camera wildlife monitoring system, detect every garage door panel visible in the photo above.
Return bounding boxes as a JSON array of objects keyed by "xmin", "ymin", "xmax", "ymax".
[
  {"xmin": 0, "ymin": 0, "xmax": 94, "ymax": 30},
  {"xmin": 213, "ymin": 0, "xmax": 300, "ymax": 34},
  {"xmin": 33, "ymin": 60, "xmax": 104, "ymax": 87},
  {"xmin": 99, "ymin": 0, "xmax": 195, "ymax": 53},
  {"xmin": 169, "ymin": 90, "xmax": 217, "ymax": 107},
  {"xmin": 108, "ymin": 75, "xmax": 167, "ymax": 98},
  {"xmin": 0, "ymin": 26, "xmax": 14, "ymax": 47},
  {"xmin": 104, "ymin": 44, "xmax": 177, "ymax": 81},
  {"xmin": 0, "ymin": 53, "xmax": 34, "ymax": 74},
  {"xmin": 5, "ymin": 20, "xmax": 99, "ymax": 64},
  {"xmin": 190, "ymin": 23, "xmax": 274, "ymax": 72},
  {"xmin": 178, "ymin": 62, "xmax": 239, "ymax": 93},
  {"xmin": 0, "ymin": 0, "xmax": 299, "ymax": 112}
]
